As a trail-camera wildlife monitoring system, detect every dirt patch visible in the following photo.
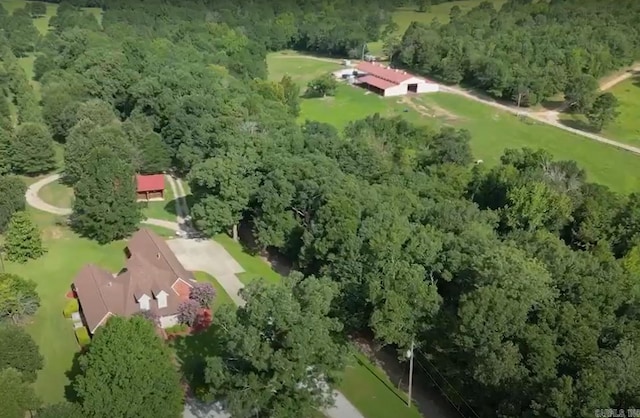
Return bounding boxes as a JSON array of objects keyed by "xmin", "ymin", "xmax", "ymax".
[
  {"xmin": 399, "ymin": 96, "xmax": 461, "ymax": 122},
  {"xmin": 44, "ymin": 226, "xmax": 65, "ymax": 240}
]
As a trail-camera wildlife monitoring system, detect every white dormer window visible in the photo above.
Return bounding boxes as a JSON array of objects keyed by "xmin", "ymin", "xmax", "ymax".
[
  {"xmin": 156, "ymin": 290, "xmax": 168, "ymax": 309},
  {"xmin": 138, "ymin": 294, "xmax": 151, "ymax": 311}
]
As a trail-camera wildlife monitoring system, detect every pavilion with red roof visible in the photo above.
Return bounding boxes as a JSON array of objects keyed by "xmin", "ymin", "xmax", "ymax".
[
  {"xmin": 136, "ymin": 174, "xmax": 165, "ymax": 201},
  {"xmin": 353, "ymin": 61, "xmax": 439, "ymax": 97}
]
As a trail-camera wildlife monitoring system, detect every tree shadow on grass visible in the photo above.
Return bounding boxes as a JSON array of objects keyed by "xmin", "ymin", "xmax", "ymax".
[
  {"xmin": 559, "ymin": 117, "xmax": 598, "ymax": 133},
  {"xmin": 171, "ymin": 321, "xmax": 225, "ymax": 389},
  {"xmin": 64, "ymin": 350, "xmax": 83, "ymax": 403}
]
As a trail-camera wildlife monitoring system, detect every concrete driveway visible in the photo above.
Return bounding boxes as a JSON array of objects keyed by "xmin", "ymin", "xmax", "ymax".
[{"xmin": 167, "ymin": 238, "xmax": 246, "ymax": 307}]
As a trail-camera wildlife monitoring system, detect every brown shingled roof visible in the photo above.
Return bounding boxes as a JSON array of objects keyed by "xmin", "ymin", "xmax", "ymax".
[{"xmin": 72, "ymin": 228, "xmax": 194, "ymax": 333}]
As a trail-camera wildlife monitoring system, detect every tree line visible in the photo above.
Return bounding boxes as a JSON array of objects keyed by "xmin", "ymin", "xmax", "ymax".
[
  {"xmin": 393, "ymin": 0, "xmax": 640, "ymax": 111},
  {"xmin": 2, "ymin": 0, "xmax": 640, "ymax": 417}
]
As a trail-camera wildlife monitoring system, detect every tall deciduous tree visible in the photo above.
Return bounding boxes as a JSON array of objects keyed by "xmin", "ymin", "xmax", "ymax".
[
  {"xmin": 189, "ymin": 150, "xmax": 259, "ymax": 240},
  {"xmin": 279, "ymin": 75, "xmax": 301, "ymax": 116},
  {"xmin": 305, "ymin": 74, "xmax": 337, "ymax": 98},
  {"xmin": 0, "ymin": 273, "xmax": 40, "ymax": 324},
  {"xmin": 73, "ymin": 316, "xmax": 183, "ymax": 418},
  {"xmin": 0, "ymin": 323, "xmax": 43, "ymax": 382},
  {"xmin": 587, "ymin": 92, "xmax": 620, "ymax": 131},
  {"xmin": 10, "ymin": 123, "xmax": 56, "ymax": 175},
  {"xmin": 564, "ymin": 74, "xmax": 599, "ymax": 113},
  {"xmin": 36, "ymin": 402, "xmax": 84, "ymax": 418},
  {"xmin": 0, "ymin": 175, "xmax": 26, "ymax": 232},
  {"xmin": 72, "ymin": 146, "xmax": 141, "ymax": 244},
  {"xmin": 0, "ymin": 128, "xmax": 12, "ymax": 175},
  {"xmin": 204, "ymin": 274, "xmax": 348, "ymax": 417},
  {"xmin": 0, "ymin": 368, "xmax": 40, "ymax": 418},
  {"xmin": 4, "ymin": 211, "xmax": 45, "ymax": 263}
]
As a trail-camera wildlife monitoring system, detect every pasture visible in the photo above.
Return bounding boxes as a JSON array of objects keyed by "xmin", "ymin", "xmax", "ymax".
[
  {"xmin": 267, "ymin": 51, "xmax": 342, "ymax": 86},
  {"xmin": 269, "ymin": 54, "xmax": 640, "ymax": 195}
]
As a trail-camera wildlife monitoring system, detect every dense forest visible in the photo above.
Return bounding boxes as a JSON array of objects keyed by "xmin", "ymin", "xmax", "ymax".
[
  {"xmin": 1, "ymin": 0, "xmax": 640, "ymax": 417},
  {"xmin": 396, "ymin": 0, "xmax": 640, "ymax": 106}
]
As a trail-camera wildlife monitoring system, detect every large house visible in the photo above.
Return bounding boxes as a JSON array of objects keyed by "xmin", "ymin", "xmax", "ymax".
[{"xmin": 73, "ymin": 228, "xmax": 194, "ymax": 334}]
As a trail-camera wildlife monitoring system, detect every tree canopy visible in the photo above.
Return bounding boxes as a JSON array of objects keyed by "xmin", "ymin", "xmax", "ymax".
[
  {"xmin": 204, "ymin": 274, "xmax": 348, "ymax": 418},
  {"xmin": 397, "ymin": 0, "xmax": 640, "ymax": 106},
  {"xmin": 73, "ymin": 316, "xmax": 183, "ymax": 418}
]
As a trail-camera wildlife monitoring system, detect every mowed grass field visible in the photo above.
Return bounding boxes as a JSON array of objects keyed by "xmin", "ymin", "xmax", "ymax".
[
  {"xmin": 268, "ymin": 54, "xmax": 640, "ymax": 195},
  {"xmin": 559, "ymin": 75, "xmax": 640, "ymax": 149},
  {"xmin": 267, "ymin": 51, "xmax": 342, "ymax": 86},
  {"xmin": 367, "ymin": 0, "xmax": 508, "ymax": 55}
]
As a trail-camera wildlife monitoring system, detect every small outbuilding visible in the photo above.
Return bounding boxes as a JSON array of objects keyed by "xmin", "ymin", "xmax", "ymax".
[{"xmin": 136, "ymin": 174, "xmax": 165, "ymax": 201}]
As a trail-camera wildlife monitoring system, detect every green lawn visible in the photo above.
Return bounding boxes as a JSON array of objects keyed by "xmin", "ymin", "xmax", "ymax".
[
  {"xmin": 559, "ymin": 76, "xmax": 640, "ymax": 149},
  {"xmin": 267, "ymin": 51, "xmax": 342, "ymax": 87},
  {"xmin": 141, "ymin": 177, "xmax": 178, "ymax": 222},
  {"xmin": 38, "ymin": 179, "xmax": 74, "ymax": 209},
  {"xmin": 297, "ymin": 82, "xmax": 640, "ymax": 194},
  {"xmin": 340, "ymin": 352, "xmax": 422, "ymax": 418},
  {"xmin": 4, "ymin": 210, "xmax": 127, "ymax": 404},
  {"xmin": 214, "ymin": 233, "xmax": 283, "ymax": 285},
  {"xmin": 300, "ymin": 84, "xmax": 424, "ymax": 128}
]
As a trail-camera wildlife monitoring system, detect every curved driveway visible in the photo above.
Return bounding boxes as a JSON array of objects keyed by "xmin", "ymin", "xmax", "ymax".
[{"xmin": 26, "ymin": 173, "xmax": 368, "ymax": 418}]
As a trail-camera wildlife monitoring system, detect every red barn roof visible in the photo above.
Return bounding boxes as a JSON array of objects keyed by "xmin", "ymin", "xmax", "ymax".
[
  {"xmin": 136, "ymin": 174, "xmax": 165, "ymax": 193},
  {"xmin": 356, "ymin": 61, "xmax": 415, "ymax": 84},
  {"xmin": 358, "ymin": 75, "xmax": 397, "ymax": 90}
]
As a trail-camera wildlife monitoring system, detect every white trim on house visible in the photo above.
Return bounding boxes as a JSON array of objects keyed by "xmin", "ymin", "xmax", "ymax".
[
  {"xmin": 90, "ymin": 312, "xmax": 114, "ymax": 334},
  {"xmin": 171, "ymin": 277, "xmax": 193, "ymax": 295}
]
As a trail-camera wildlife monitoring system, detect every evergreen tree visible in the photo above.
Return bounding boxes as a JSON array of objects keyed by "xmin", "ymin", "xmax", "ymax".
[
  {"xmin": 72, "ymin": 146, "xmax": 141, "ymax": 243},
  {"xmin": 0, "ymin": 175, "xmax": 26, "ymax": 232},
  {"xmin": 10, "ymin": 123, "xmax": 56, "ymax": 175},
  {"xmin": 0, "ymin": 128, "xmax": 12, "ymax": 175},
  {"xmin": 4, "ymin": 211, "xmax": 45, "ymax": 263}
]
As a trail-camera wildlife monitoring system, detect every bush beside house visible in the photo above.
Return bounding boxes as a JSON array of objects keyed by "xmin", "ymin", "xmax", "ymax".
[
  {"xmin": 63, "ymin": 299, "xmax": 79, "ymax": 318},
  {"xmin": 75, "ymin": 327, "xmax": 90, "ymax": 347}
]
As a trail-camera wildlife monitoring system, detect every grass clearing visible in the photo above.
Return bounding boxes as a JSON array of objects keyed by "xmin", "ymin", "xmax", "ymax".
[
  {"xmin": 214, "ymin": 233, "xmax": 283, "ymax": 285},
  {"xmin": 559, "ymin": 76, "xmax": 640, "ymax": 149},
  {"xmin": 296, "ymin": 77, "xmax": 640, "ymax": 194},
  {"xmin": 0, "ymin": 0, "xmax": 102, "ymax": 34},
  {"xmin": 38, "ymin": 179, "xmax": 74, "ymax": 209},
  {"xmin": 267, "ymin": 51, "xmax": 342, "ymax": 87},
  {"xmin": 339, "ymin": 352, "xmax": 422, "ymax": 418}
]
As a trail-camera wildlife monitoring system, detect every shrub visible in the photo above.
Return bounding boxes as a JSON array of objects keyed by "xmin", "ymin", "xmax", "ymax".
[
  {"xmin": 63, "ymin": 298, "xmax": 79, "ymax": 318},
  {"xmin": 194, "ymin": 385, "xmax": 214, "ymax": 403},
  {"xmin": 177, "ymin": 300, "xmax": 199, "ymax": 326},
  {"xmin": 75, "ymin": 327, "xmax": 91, "ymax": 347},
  {"xmin": 190, "ymin": 282, "xmax": 216, "ymax": 308}
]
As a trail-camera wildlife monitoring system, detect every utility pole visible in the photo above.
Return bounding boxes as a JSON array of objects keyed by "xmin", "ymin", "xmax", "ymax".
[{"xmin": 406, "ymin": 339, "xmax": 415, "ymax": 408}]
